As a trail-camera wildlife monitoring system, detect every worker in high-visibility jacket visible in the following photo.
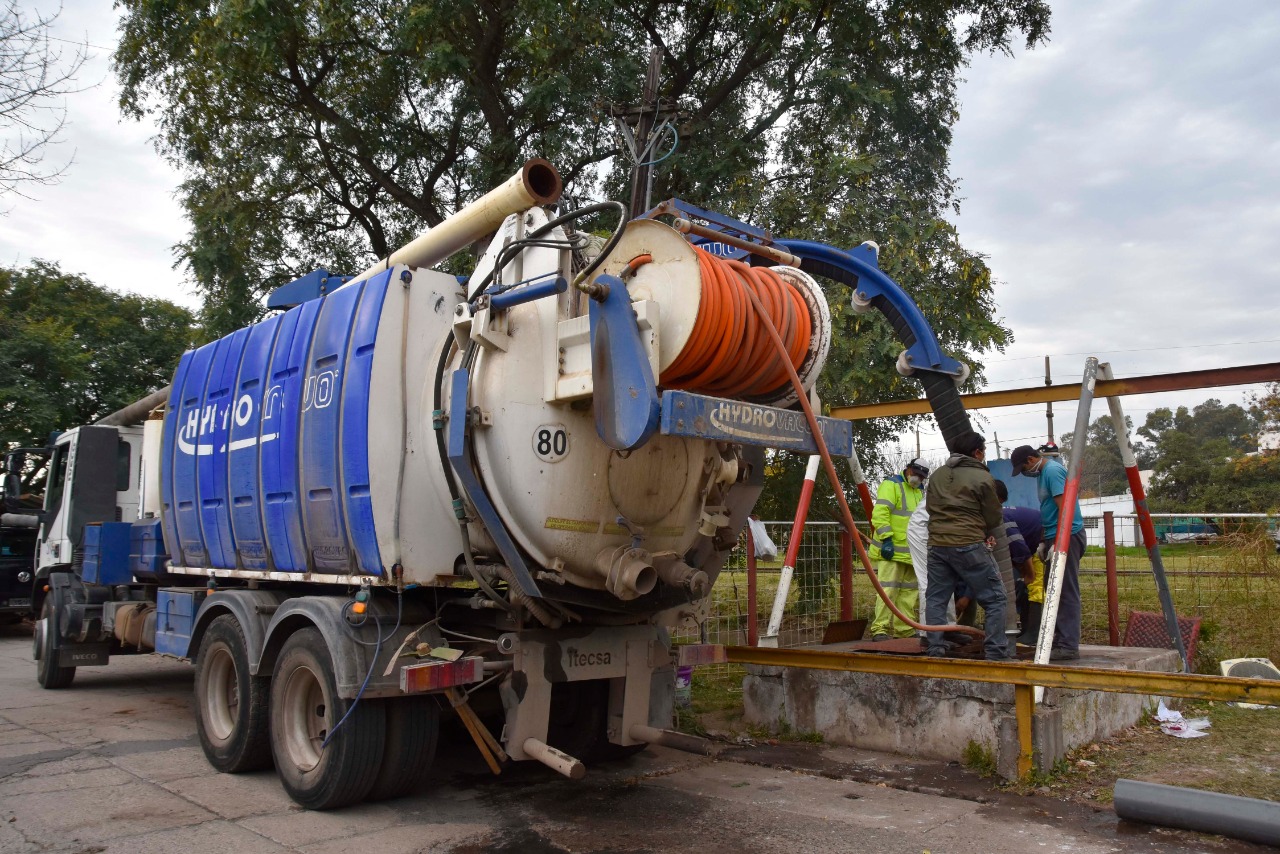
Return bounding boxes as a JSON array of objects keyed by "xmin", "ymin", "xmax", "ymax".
[{"xmin": 868, "ymin": 458, "xmax": 930, "ymax": 640}]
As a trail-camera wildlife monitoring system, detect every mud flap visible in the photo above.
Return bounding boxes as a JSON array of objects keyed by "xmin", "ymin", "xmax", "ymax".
[{"xmin": 58, "ymin": 644, "xmax": 109, "ymax": 667}]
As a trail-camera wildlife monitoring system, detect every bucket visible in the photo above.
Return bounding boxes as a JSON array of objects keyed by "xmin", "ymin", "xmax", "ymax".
[{"xmin": 675, "ymin": 665, "xmax": 694, "ymax": 708}]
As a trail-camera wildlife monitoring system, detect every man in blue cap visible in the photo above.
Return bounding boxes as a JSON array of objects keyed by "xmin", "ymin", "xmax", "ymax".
[{"xmin": 1010, "ymin": 444, "xmax": 1086, "ymax": 660}]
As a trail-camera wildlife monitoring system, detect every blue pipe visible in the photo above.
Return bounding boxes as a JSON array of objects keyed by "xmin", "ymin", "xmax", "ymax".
[
  {"xmin": 488, "ymin": 276, "xmax": 568, "ymax": 311},
  {"xmin": 777, "ymin": 239, "xmax": 964, "ymax": 378}
]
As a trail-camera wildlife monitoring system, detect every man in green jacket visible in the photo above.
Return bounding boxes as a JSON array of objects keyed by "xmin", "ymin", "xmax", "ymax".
[
  {"xmin": 868, "ymin": 457, "xmax": 929, "ymax": 640},
  {"xmin": 924, "ymin": 432, "xmax": 1011, "ymax": 661}
]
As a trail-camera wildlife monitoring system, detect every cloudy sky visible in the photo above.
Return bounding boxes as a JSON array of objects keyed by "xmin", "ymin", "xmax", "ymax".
[
  {"xmin": 914, "ymin": 0, "xmax": 1280, "ymax": 462},
  {"xmin": 3, "ymin": 0, "xmax": 1278, "ymax": 465}
]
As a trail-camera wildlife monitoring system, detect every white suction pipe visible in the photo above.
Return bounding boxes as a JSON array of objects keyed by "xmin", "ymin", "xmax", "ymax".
[{"xmin": 353, "ymin": 158, "xmax": 563, "ymax": 283}]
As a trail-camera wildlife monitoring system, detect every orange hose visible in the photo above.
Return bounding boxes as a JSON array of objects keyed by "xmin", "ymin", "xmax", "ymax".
[
  {"xmin": 738, "ymin": 279, "xmax": 983, "ymax": 640},
  {"xmin": 659, "ymin": 248, "xmax": 813, "ymax": 399}
]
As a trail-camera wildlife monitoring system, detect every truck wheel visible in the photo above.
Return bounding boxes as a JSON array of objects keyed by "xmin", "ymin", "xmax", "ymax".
[
  {"xmin": 269, "ymin": 627, "xmax": 385, "ymax": 810},
  {"xmin": 195, "ymin": 615, "xmax": 272, "ymax": 773},
  {"xmin": 366, "ymin": 696, "xmax": 440, "ymax": 801},
  {"xmin": 35, "ymin": 598, "xmax": 75, "ymax": 689},
  {"xmin": 547, "ymin": 679, "xmax": 647, "ymax": 763},
  {"xmin": 547, "ymin": 680, "xmax": 607, "ymax": 761}
]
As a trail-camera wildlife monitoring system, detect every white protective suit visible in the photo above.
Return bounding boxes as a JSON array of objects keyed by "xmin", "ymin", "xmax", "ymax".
[{"xmin": 905, "ymin": 494, "xmax": 956, "ymax": 634}]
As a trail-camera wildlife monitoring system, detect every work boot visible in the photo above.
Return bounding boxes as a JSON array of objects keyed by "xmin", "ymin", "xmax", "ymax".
[
  {"xmin": 1049, "ymin": 647, "xmax": 1079, "ymax": 662},
  {"xmin": 1017, "ymin": 602, "xmax": 1043, "ymax": 647}
]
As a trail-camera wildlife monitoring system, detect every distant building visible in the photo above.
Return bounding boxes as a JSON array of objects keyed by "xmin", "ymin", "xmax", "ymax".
[
  {"xmin": 1079, "ymin": 493, "xmax": 1142, "ymax": 547},
  {"xmin": 1258, "ymin": 432, "xmax": 1280, "ymax": 456}
]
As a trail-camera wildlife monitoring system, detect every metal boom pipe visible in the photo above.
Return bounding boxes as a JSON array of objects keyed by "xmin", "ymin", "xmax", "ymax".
[
  {"xmin": 1034, "ymin": 357, "xmax": 1097, "ymax": 699},
  {"xmin": 1099, "ymin": 362, "xmax": 1189, "ymax": 671},
  {"xmin": 831, "ymin": 362, "xmax": 1280, "ymax": 420}
]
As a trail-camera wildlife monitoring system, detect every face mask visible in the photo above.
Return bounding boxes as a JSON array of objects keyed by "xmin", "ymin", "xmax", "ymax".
[
  {"xmin": 907, "ymin": 475, "xmax": 923, "ymax": 487},
  {"xmin": 1025, "ymin": 461, "xmax": 1042, "ymax": 478}
]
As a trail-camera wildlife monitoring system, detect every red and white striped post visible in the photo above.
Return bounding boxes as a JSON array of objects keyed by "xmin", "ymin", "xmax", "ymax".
[
  {"xmin": 1099, "ymin": 362, "xmax": 1189, "ymax": 671},
  {"xmin": 845, "ymin": 446, "xmax": 876, "ymax": 522},
  {"xmin": 1035, "ymin": 358, "xmax": 1097, "ymax": 696},
  {"xmin": 760, "ymin": 455, "xmax": 821, "ymax": 648}
]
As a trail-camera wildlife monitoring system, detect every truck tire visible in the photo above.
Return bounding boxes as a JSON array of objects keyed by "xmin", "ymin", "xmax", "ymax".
[
  {"xmin": 195, "ymin": 614, "xmax": 272, "ymax": 773},
  {"xmin": 35, "ymin": 598, "xmax": 75, "ymax": 689},
  {"xmin": 547, "ymin": 679, "xmax": 607, "ymax": 761},
  {"xmin": 269, "ymin": 627, "xmax": 385, "ymax": 810},
  {"xmin": 366, "ymin": 696, "xmax": 439, "ymax": 801}
]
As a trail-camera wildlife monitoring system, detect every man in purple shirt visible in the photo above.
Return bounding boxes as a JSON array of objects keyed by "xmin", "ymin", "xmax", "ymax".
[{"xmin": 995, "ymin": 480, "xmax": 1044, "ymax": 646}]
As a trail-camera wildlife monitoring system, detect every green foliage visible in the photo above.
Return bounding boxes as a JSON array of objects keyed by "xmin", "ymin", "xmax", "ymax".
[
  {"xmin": 962, "ymin": 739, "xmax": 996, "ymax": 777},
  {"xmin": 0, "ymin": 261, "xmax": 197, "ymax": 451},
  {"xmin": 113, "ymin": 2, "xmax": 1049, "ymax": 472},
  {"xmin": 1137, "ymin": 399, "xmax": 1275, "ymax": 512},
  {"xmin": 1061, "ymin": 416, "xmax": 1139, "ymax": 498},
  {"xmin": 1250, "ymin": 382, "xmax": 1280, "ymax": 434}
]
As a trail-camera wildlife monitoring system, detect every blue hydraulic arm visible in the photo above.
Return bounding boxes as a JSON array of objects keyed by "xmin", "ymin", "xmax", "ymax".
[
  {"xmin": 446, "ymin": 369, "xmax": 542, "ymax": 599},
  {"xmin": 776, "ymin": 240, "xmax": 965, "ymax": 379}
]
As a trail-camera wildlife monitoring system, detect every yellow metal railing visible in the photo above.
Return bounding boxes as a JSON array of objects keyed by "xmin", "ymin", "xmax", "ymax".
[{"xmin": 726, "ymin": 646, "xmax": 1280, "ymax": 777}]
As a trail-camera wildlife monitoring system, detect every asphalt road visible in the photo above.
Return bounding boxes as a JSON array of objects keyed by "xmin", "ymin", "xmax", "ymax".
[{"xmin": 0, "ymin": 622, "xmax": 1255, "ymax": 853}]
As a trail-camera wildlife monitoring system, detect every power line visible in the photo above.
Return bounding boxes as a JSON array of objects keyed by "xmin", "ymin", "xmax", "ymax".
[
  {"xmin": 40, "ymin": 33, "xmax": 113, "ymax": 52},
  {"xmin": 986, "ymin": 338, "xmax": 1280, "ymax": 365}
]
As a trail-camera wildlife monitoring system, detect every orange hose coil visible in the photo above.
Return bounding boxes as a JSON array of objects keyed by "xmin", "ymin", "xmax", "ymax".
[{"xmin": 656, "ymin": 247, "xmax": 812, "ymax": 399}]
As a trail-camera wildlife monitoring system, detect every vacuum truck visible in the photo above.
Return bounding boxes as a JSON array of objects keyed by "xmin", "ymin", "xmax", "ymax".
[{"xmin": 26, "ymin": 158, "xmax": 975, "ymax": 809}]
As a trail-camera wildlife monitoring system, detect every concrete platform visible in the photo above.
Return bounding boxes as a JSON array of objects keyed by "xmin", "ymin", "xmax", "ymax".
[{"xmin": 742, "ymin": 644, "xmax": 1181, "ymax": 780}]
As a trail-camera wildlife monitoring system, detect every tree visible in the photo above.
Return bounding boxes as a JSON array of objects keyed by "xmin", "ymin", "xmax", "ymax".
[
  {"xmin": 0, "ymin": 261, "xmax": 197, "ymax": 453},
  {"xmin": 0, "ymin": 1, "xmax": 87, "ymax": 198},
  {"xmin": 1138, "ymin": 399, "xmax": 1265, "ymax": 512},
  {"xmin": 1138, "ymin": 399, "xmax": 1257, "ymax": 457},
  {"xmin": 1249, "ymin": 382, "xmax": 1280, "ymax": 437},
  {"xmin": 114, "ymin": 0, "xmax": 1050, "ymax": 509},
  {"xmin": 1061, "ymin": 415, "xmax": 1138, "ymax": 498}
]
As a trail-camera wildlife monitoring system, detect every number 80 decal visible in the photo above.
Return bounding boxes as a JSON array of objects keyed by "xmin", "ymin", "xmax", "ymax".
[{"xmin": 533, "ymin": 424, "xmax": 569, "ymax": 463}]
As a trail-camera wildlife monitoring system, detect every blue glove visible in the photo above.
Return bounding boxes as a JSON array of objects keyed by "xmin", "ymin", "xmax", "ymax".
[{"xmin": 880, "ymin": 540, "xmax": 895, "ymax": 560}]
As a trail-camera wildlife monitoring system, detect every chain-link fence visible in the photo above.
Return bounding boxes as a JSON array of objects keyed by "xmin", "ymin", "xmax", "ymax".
[
  {"xmin": 1081, "ymin": 513, "xmax": 1280, "ymax": 672},
  {"xmin": 678, "ymin": 515, "xmax": 1280, "ymax": 675}
]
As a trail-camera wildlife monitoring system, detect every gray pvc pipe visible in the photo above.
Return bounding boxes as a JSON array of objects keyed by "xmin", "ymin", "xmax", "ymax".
[
  {"xmin": 1113, "ymin": 779, "xmax": 1280, "ymax": 847},
  {"xmin": 95, "ymin": 386, "xmax": 170, "ymax": 427}
]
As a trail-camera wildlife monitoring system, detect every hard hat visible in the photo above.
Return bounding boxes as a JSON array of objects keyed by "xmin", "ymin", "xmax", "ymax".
[{"xmin": 906, "ymin": 457, "xmax": 930, "ymax": 478}]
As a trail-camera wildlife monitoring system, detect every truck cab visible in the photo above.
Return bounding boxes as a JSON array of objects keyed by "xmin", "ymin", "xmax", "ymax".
[
  {"xmin": 34, "ymin": 425, "xmax": 144, "ymax": 606},
  {"xmin": 1, "ymin": 447, "xmax": 46, "ymax": 620}
]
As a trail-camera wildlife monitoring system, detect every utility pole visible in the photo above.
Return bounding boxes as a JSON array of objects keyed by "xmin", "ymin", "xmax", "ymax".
[
  {"xmin": 608, "ymin": 47, "xmax": 685, "ymax": 219},
  {"xmin": 915, "ymin": 425, "xmax": 921, "ymax": 458},
  {"xmin": 993, "ymin": 432, "xmax": 1002, "ymax": 459},
  {"xmin": 1045, "ymin": 356, "xmax": 1055, "ymax": 444},
  {"xmin": 629, "ymin": 49, "xmax": 662, "ymax": 218}
]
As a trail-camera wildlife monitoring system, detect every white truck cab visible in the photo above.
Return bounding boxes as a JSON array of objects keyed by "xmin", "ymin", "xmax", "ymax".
[{"xmin": 35, "ymin": 425, "xmax": 144, "ymax": 584}]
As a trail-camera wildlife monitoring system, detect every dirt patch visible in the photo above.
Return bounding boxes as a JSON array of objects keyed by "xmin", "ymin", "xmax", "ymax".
[{"xmin": 1018, "ymin": 700, "xmax": 1280, "ymax": 805}]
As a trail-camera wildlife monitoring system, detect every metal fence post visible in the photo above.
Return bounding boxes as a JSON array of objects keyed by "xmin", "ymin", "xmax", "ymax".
[
  {"xmin": 839, "ymin": 527, "xmax": 854, "ymax": 622},
  {"xmin": 1105, "ymin": 510, "xmax": 1120, "ymax": 646}
]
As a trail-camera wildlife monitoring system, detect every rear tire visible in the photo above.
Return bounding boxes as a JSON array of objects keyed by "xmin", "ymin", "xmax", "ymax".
[
  {"xmin": 366, "ymin": 696, "xmax": 440, "ymax": 801},
  {"xmin": 546, "ymin": 679, "xmax": 646, "ymax": 763},
  {"xmin": 35, "ymin": 597, "xmax": 75, "ymax": 689},
  {"xmin": 195, "ymin": 614, "xmax": 272, "ymax": 772},
  {"xmin": 546, "ymin": 680, "xmax": 608, "ymax": 761},
  {"xmin": 269, "ymin": 627, "xmax": 384, "ymax": 810}
]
